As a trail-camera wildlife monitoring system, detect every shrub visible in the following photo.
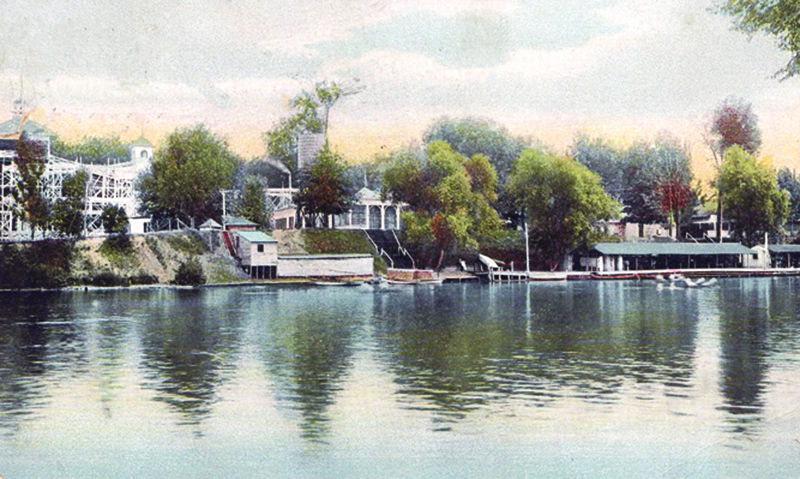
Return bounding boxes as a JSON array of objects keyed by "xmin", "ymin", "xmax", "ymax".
[
  {"xmin": 129, "ymin": 272, "xmax": 160, "ymax": 285},
  {"xmin": 173, "ymin": 259, "xmax": 206, "ymax": 286},
  {"xmin": 91, "ymin": 271, "xmax": 129, "ymax": 287}
]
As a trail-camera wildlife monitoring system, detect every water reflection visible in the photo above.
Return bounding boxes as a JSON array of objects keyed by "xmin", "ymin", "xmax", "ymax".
[
  {"xmin": 138, "ymin": 289, "xmax": 243, "ymax": 435},
  {"xmin": 256, "ymin": 287, "xmax": 368, "ymax": 443},
  {"xmin": 372, "ymin": 282, "xmax": 700, "ymax": 428},
  {"xmin": 715, "ymin": 278, "xmax": 800, "ymax": 440},
  {"xmin": 0, "ymin": 293, "xmax": 89, "ymax": 436}
]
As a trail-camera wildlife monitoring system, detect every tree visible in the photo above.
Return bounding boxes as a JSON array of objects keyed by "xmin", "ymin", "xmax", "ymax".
[
  {"xmin": 173, "ymin": 258, "xmax": 207, "ymax": 286},
  {"xmin": 717, "ymin": 146, "xmax": 789, "ymax": 246},
  {"xmin": 571, "ymin": 134, "xmax": 625, "ymax": 200},
  {"xmin": 718, "ymin": 0, "xmax": 800, "ymax": 80},
  {"xmin": 422, "ymin": 117, "xmax": 531, "ymax": 186},
  {"xmin": 382, "ymin": 141, "xmax": 503, "ymax": 270},
  {"xmin": 51, "ymin": 134, "xmax": 128, "ymax": 164},
  {"xmin": 293, "ymin": 145, "xmax": 353, "ymax": 228},
  {"xmin": 100, "ymin": 204, "xmax": 130, "ymax": 250},
  {"xmin": 263, "ymin": 81, "xmax": 342, "ymax": 173},
  {"xmin": 236, "ymin": 176, "xmax": 271, "ymax": 230},
  {"xmin": 710, "ymin": 97, "xmax": 762, "ymax": 157},
  {"xmin": 507, "ymin": 150, "xmax": 619, "ymax": 270},
  {"xmin": 137, "ymin": 125, "xmax": 239, "ymax": 224},
  {"xmin": 52, "ymin": 170, "xmax": 88, "ymax": 238},
  {"xmin": 708, "ymin": 97, "xmax": 762, "ymax": 240},
  {"xmin": 13, "ymin": 133, "xmax": 50, "ymax": 240},
  {"xmin": 777, "ymin": 167, "xmax": 800, "ymax": 236}
]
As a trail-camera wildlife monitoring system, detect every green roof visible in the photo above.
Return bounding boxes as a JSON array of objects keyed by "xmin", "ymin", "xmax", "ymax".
[
  {"xmin": 593, "ymin": 242, "xmax": 755, "ymax": 256},
  {"xmin": 769, "ymin": 245, "xmax": 800, "ymax": 254},
  {"xmin": 128, "ymin": 135, "xmax": 153, "ymax": 148},
  {"xmin": 0, "ymin": 117, "xmax": 52, "ymax": 137},
  {"xmin": 223, "ymin": 216, "xmax": 258, "ymax": 227},
  {"xmin": 234, "ymin": 230, "xmax": 276, "ymax": 243}
]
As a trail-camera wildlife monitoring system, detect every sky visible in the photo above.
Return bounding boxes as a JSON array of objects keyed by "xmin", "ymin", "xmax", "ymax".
[{"xmin": 0, "ymin": 0, "xmax": 798, "ymax": 181}]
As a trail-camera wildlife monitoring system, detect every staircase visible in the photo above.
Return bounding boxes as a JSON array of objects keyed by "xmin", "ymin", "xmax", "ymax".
[{"xmin": 363, "ymin": 229, "xmax": 414, "ymax": 269}]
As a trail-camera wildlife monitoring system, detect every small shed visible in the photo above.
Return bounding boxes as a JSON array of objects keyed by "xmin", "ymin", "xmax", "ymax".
[
  {"xmin": 233, "ymin": 230, "xmax": 278, "ymax": 279},
  {"xmin": 579, "ymin": 242, "xmax": 756, "ymax": 271},
  {"xmin": 223, "ymin": 216, "xmax": 258, "ymax": 232},
  {"xmin": 199, "ymin": 219, "xmax": 222, "ymax": 231}
]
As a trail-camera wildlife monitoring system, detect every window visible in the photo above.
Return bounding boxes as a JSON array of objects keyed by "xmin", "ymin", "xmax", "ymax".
[{"xmin": 257, "ymin": 244, "xmax": 264, "ymax": 253}]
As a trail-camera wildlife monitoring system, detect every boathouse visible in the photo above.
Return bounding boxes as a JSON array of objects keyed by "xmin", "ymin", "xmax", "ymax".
[
  {"xmin": 769, "ymin": 245, "xmax": 800, "ymax": 268},
  {"xmin": 233, "ymin": 230, "xmax": 278, "ymax": 279},
  {"xmin": 577, "ymin": 242, "xmax": 757, "ymax": 271}
]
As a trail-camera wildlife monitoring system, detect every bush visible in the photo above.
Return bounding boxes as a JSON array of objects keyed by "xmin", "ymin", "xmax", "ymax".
[
  {"xmin": 91, "ymin": 271, "xmax": 129, "ymax": 287},
  {"xmin": 173, "ymin": 259, "xmax": 206, "ymax": 286},
  {"xmin": 129, "ymin": 272, "xmax": 160, "ymax": 285}
]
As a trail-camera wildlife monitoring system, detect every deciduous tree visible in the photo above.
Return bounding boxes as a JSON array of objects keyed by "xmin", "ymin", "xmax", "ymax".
[
  {"xmin": 507, "ymin": 150, "xmax": 619, "ymax": 270},
  {"xmin": 293, "ymin": 145, "xmax": 353, "ymax": 228},
  {"xmin": 13, "ymin": 133, "xmax": 50, "ymax": 239},
  {"xmin": 717, "ymin": 146, "xmax": 789, "ymax": 246},
  {"xmin": 236, "ymin": 176, "xmax": 271, "ymax": 230},
  {"xmin": 52, "ymin": 170, "xmax": 87, "ymax": 238},
  {"xmin": 137, "ymin": 125, "xmax": 239, "ymax": 224},
  {"xmin": 382, "ymin": 142, "xmax": 503, "ymax": 269},
  {"xmin": 718, "ymin": 0, "xmax": 800, "ymax": 80}
]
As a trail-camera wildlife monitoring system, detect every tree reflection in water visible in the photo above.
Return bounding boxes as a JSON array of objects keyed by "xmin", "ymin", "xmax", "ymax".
[
  {"xmin": 372, "ymin": 282, "xmax": 699, "ymax": 430},
  {"xmin": 0, "ymin": 292, "xmax": 89, "ymax": 436},
  {"xmin": 256, "ymin": 288, "xmax": 366, "ymax": 444},
  {"xmin": 715, "ymin": 278, "xmax": 800, "ymax": 441},
  {"xmin": 138, "ymin": 289, "xmax": 243, "ymax": 435}
]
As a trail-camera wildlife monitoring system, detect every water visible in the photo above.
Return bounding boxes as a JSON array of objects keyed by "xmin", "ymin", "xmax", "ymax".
[{"xmin": 1, "ymin": 279, "xmax": 800, "ymax": 478}]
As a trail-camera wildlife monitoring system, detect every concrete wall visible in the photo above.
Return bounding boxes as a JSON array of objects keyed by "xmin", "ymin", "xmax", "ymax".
[{"xmin": 277, "ymin": 254, "xmax": 373, "ymax": 278}]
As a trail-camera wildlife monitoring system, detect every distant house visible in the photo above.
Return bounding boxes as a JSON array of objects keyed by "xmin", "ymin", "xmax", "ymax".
[
  {"xmin": 684, "ymin": 212, "xmax": 730, "ymax": 242},
  {"xmin": 268, "ymin": 186, "xmax": 402, "ymax": 231},
  {"xmin": 199, "ymin": 218, "xmax": 222, "ymax": 231},
  {"xmin": 233, "ymin": 230, "xmax": 278, "ymax": 279},
  {"xmin": 576, "ymin": 242, "xmax": 756, "ymax": 271}
]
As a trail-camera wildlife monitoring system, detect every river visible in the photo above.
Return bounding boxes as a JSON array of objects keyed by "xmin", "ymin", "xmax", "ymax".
[{"xmin": 1, "ymin": 278, "xmax": 799, "ymax": 478}]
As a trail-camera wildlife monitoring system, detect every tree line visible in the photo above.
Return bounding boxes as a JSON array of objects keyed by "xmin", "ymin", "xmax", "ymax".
[{"xmin": 10, "ymin": 89, "xmax": 798, "ymax": 272}]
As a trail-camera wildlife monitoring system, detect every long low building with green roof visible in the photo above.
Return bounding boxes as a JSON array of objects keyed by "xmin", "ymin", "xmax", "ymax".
[{"xmin": 577, "ymin": 242, "xmax": 758, "ymax": 272}]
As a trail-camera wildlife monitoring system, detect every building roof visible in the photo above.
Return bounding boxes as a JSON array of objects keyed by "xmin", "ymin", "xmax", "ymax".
[
  {"xmin": 769, "ymin": 245, "xmax": 800, "ymax": 254},
  {"xmin": 592, "ymin": 242, "xmax": 755, "ymax": 256},
  {"xmin": 278, "ymin": 254, "xmax": 371, "ymax": 259},
  {"xmin": 128, "ymin": 135, "xmax": 153, "ymax": 148},
  {"xmin": 234, "ymin": 230, "xmax": 276, "ymax": 243},
  {"xmin": 223, "ymin": 216, "xmax": 258, "ymax": 227},
  {"xmin": 0, "ymin": 117, "xmax": 53, "ymax": 138},
  {"xmin": 199, "ymin": 219, "xmax": 222, "ymax": 229}
]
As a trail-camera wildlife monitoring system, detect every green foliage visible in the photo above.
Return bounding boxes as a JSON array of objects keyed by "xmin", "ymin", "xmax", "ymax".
[
  {"xmin": 263, "ymin": 81, "xmax": 341, "ymax": 172},
  {"xmin": 52, "ymin": 170, "xmax": 88, "ymax": 238},
  {"xmin": 0, "ymin": 240, "xmax": 74, "ymax": 289},
  {"xmin": 301, "ymin": 229, "xmax": 387, "ymax": 274},
  {"xmin": 51, "ymin": 134, "xmax": 128, "ymax": 164},
  {"xmin": 383, "ymin": 141, "xmax": 503, "ymax": 269},
  {"xmin": 129, "ymin": 272, "xmax": 159, "ymax": 285},
  {"xmin": 13, "ymin": 133, "xmax": 50, "ymax": 239},
  {"xmin": 423, "ymin": 117, "xmax": 531, "ymax": 186},
  {"xmin": 507, "ymin": 150, "xmax": 620, "ymax": 270},
  {"xmin": 101, "ymin": 204, "xmax": 129, "ymax": 235},
  {"xmin": 293, "ymin": 145, "xmax": 353, "ymax": 227},
  {"xmin": 572, "ymin": 133, "xmax": 695, "ymax": 233},
  {"xmin": 98, "ymin": 236, "xmax": 135, "ymax": 268},
  {"xmin": 778, "ymin": 167, "xmax": 800, "ymax": 226},
  {"xmin": 165, "ymin": 233, "xmax": 208, "ymax": 255},
  {"xmin": 173, "ymin": 258, "xmax": 207, "ymax": 286},
  {"xmin": 90, "ymin": 271, "xmax": 130, "ymax": 287},
  {"xmin": 236, "ymin": 176, "xmax": 271, "ymax": 230},
  {"xmin": 718, "ymin": 0, "xmax": 800, "ymax": 79},
  {"xmin": 137, "ymin": 124, "xmax": 239, "ymax": 223},
  {"xmin": 717, "ymin": 146, "xmax": 789, "ymax": 246}
]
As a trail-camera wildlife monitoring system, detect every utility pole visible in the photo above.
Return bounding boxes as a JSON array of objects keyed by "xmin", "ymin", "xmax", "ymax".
[{"xmin": 220, "ymin": 189, "xmax": 236, "ymax": 226}]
